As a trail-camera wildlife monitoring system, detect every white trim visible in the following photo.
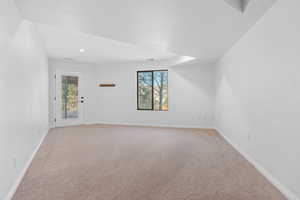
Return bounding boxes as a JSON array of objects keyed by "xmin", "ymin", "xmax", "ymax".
[
  {"xmin": 215, "ymin": 128, "xmax": 299, "ymax": 200},
  {"xmin": 53, "ymin": 72, "xmax": 57, "ymax": 128},
  {"xmin": 49, "ymin": 123, "xmax": 55, "ymax": 129},
  {"xmin": 5, "ymin": 126, "xmax": 50, "ymax": 200},
  {"xmin": 84, "ymin": 121, "xmax": 214, "ymax": 130}
]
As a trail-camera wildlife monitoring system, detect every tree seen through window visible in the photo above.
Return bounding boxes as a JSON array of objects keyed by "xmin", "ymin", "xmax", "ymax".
[{"xmin": 137, "ymin": 70, "xmax": 168, "ymax": 111}]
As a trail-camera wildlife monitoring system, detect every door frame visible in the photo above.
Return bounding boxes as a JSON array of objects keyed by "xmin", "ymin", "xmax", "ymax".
[{"xmin": 54, "ymin": 71, "xmax": 84, "ymax": 127}]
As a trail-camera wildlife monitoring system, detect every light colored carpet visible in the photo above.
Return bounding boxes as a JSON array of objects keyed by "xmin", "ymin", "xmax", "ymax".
[{"xmin": 13, "ymin": 125, "xmax": 286, "ymax": 200}]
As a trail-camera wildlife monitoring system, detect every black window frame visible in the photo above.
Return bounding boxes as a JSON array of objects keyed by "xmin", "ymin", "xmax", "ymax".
[{"xmin": 137, "ymin": 69, "xmax": 168, "ymax": 111}]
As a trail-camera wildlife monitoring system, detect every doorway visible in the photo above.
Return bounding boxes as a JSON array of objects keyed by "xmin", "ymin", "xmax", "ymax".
[{"xmin": 54, "ymin": 71, "xmax": 84, "ymax": 127}]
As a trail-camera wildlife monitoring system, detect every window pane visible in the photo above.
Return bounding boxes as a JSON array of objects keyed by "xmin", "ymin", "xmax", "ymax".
[
  {"xmin": 137, "ymin": 72, "xmax": 153, "ymax": 109},
  {"xmin": 153, "ymin": 71, "xmax": 168, "ymax": 111},
  {"xmin": 61, "ymin": 76, "xmax": 79, "ymax": 119}
]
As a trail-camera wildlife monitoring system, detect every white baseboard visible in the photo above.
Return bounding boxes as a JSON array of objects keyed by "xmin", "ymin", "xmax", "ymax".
[
  {"xmin": 4, "ymin": 126, "xmax": 50, "ymax": 200},
  {"xmin": 84, "ymin": 121, "xmax": 214, "ymax": 130},
  {"xmin": 215, "ymin": 128, "xmax": 299, "ymax": 200}
]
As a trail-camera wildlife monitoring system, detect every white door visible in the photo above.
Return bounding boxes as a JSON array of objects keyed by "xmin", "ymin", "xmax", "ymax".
[{"xmin": 55, "ymin": 71, "xmax": 84, "ymax": 127}]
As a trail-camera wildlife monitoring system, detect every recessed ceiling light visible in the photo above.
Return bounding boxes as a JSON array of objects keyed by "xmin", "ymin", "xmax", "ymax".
[
  {"xmin": 79, "ymin": 48, "xmax": 85, "ymax": 52},
  {"xmin": 179, "ymin": 56, "xmax": 195, "ymax": 63}
]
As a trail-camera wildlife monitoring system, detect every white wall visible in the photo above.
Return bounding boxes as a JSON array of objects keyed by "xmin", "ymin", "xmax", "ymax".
[
  {"xmin": 0, "ymin": 0, "xmax": 49, "ymax": 199},
  {"xmin": 49, "ymin": 59, "xmax": 215, "ymax": 128},
  {"xmin": 215, "ymin": 0, "xmax": 300, "ymax": 199}
]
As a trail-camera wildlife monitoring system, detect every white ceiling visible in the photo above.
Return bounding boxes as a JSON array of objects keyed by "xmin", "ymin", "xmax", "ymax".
[
  {"xmin": 15, "ymin": 0, "xmax": 276, "ymax": 64},
  {"xmin": 35, "ymin": 23, "xmax": 186, "ymax": 64},
  {"xmin": 224, "ymin": 0, "xmax": 251, "ymax": 12}
]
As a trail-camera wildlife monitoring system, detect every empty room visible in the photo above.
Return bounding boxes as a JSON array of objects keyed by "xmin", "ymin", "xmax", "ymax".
[{"xmin": 1, "ymin": 0, "xmax": 299, "ymax": 199}]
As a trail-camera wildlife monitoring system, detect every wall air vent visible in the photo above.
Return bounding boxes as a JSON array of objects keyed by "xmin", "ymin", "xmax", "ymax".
[
  {"xmin": 146, "ymin": 58, "xmax": 155, "ymax": 62},
  {"xmin": 63, "ymin": 57, "xmax": 73, "ymax": 61}
]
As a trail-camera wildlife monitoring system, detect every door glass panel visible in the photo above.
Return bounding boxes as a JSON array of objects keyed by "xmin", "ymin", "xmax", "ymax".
[{"xmin": 61, "ymin": 76, "xmax": 79, "ymax": 119}]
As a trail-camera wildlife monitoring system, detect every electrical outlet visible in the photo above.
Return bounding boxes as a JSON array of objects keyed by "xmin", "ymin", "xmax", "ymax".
[
  {"xmin": 198, "ymin": 114, "xmax": 203, "ymax": 121},
  {"xmin": 12, "ymin": 157, "xmax": 17, "ymax": 169},
  {"xmin": 247, "ymin": 131, "xmax": 251, "ymax": 140},
  {"xmin": 199, "ymin": 113, "xmax": 208, "ymax": 121}
]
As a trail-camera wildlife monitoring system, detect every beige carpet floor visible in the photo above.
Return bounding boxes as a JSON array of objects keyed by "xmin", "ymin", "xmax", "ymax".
[{"xmin": 13, "ymin": 125, "xmax": 286, "ymax": 200}]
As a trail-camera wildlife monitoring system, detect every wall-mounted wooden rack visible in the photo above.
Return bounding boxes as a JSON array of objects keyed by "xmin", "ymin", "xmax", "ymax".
[{"xmin": 99, "ymin": 83, "xmax": 116, "ymax": 87}]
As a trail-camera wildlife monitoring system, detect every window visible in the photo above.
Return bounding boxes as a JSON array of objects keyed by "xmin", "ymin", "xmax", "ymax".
[{"xmin": 137, "ymin": 70, "xmax": 168, "ymax": 111}]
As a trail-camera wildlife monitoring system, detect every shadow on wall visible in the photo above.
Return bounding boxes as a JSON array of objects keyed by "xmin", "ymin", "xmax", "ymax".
[
  {"xmin": 216, "ymin": 75, "xmax": 252, "ymax": 149},
  {"xmin": 171, "ymin": 62, "xmax": 215, "ymax": 98},
  {"xmin": 0, "ymin": 18, "xmax": 49, "ymax": 200}
]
